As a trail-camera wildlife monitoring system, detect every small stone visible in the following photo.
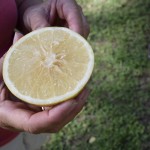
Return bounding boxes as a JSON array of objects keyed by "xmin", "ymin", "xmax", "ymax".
[{"xmin": 89, "ymin": 136, "xmax": 96, "ymax": 144}]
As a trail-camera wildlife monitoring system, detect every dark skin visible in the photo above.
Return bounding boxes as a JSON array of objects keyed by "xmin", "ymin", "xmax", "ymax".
[{"xmin": 0, "ymin": 0, "xmax": 90, "ymax": 133}]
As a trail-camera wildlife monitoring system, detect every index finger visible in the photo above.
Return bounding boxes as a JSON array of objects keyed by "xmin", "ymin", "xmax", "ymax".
[{"xmin": 62, "ymin": 3, "xmax": 84, "ymax": 36}]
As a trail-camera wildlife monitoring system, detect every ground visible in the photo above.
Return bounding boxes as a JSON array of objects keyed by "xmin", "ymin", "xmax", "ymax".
[{"xmin": 43, "ymin": 0, "xmax": 150, "ymax": 149}]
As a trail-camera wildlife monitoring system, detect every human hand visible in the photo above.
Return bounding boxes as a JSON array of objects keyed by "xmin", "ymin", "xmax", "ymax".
[
  {"xmin": 22, "ymin": 0, "xmax": 90, "ymax": 38},
  {"xmin": 0, "ymin": 33, "xmax": 88, "ymax": 133}
]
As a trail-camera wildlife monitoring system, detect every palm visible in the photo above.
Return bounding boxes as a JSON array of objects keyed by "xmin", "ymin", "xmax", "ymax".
[
  {"xmin": 0, "ymin": 75, "xmax": 88, "ymax": 133},
  {"xmin": 0, "ymin": 81, "xmax": 41, "ymax": 130}
]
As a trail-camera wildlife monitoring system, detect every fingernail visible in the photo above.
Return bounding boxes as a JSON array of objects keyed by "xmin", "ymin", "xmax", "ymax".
[{"xmin": 42, "ymin": 106, "xmax": 52, "ymax": 111}]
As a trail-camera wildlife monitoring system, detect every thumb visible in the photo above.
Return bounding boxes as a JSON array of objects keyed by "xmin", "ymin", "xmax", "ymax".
[{"xmin": 13, "ymin": 32, "xmax": 24, "ymax": 44}]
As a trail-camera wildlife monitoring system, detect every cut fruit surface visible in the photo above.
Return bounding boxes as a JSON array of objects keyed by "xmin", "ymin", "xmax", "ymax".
[{"xmin": 3, "ymin": 27, "xmax": 94, "ymax": 106}]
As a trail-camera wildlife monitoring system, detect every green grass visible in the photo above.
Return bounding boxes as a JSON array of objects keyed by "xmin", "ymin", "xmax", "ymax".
[{"xmin": 43, "ymin": 0, "xmax": 150, "ymax": 149}]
